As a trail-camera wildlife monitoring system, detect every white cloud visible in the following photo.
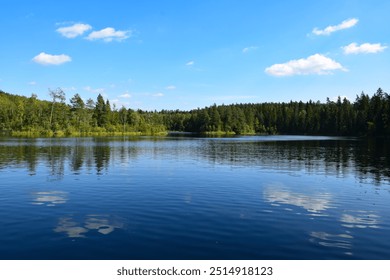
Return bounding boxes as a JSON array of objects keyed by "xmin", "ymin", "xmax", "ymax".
[
  {"xmin": 242, "ymin": 46, "xmax": 258, "ymax": 53},
  {"xmin": 342, "ymin": 42, "xmax": 387, "ymax": 54},
  {"xmin": 265, "ymin": 54, "xmax": 345, "ymax": 76},
  {"xmin": 32, "ymin": 52, "xmax": 72, "ymax": 65},
  {"xmin": 119, "ymin": 93, "xmax": 131, "ymax": 98},
  {"xmin": 152, "ymin": 92, "xmax": 164, "ymax": 97},
  {"xmin": 57, "ymin": 23, "xmax": 92, "ymax": 38},
  {"xmin": 28, "ymin": 81, "xmax": 37, "ymax": 86},
  {"xmin": 165, "ymin": 85, "xmax": 176, "ymax": 90},
  {"xmin": 86, "ymin": 27, "xmax": 131, "ymax": 42},
  {"xmin": 63, "ymin": 86, "xmax": 77, "ymax": 91},
  {"xmin": 312, "ymin": 18, "xmax": 358, "ymax": 36},
  {"xmin": 83, "ymin": 86, "xmax": 105, "ymax": 94},
  {"xmin": 186, "ymin": 61, "xmax": 194, "ymax": 66},
  {"xmin": 113, "ymin": 100, "xmax": 130, "ymax": 107}
]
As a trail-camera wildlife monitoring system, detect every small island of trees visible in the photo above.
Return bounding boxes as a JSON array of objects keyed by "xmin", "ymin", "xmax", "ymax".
[{"xmin": 0, "ymin": 88, "xmax": 389, "ymax": 137}]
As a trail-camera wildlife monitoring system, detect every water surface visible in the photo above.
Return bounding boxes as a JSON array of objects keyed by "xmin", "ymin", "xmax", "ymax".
[{"xmin": 0, "ymin": 135, "xmax": 389, "ymax": 259}]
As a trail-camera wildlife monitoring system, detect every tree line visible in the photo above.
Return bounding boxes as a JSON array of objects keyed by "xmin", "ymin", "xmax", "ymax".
[
  {"xmin": 0, "ymin": 88, "xmax": 389, "ymax": 137},
  {"xmin": 0, "ymin": 88, "xmax": 165, "ymax": 136}
]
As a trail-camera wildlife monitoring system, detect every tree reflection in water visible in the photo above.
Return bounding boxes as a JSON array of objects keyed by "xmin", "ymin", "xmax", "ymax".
[{"xmin": 0, "ymin": 137, "xmax": 389, "ymax": 185}]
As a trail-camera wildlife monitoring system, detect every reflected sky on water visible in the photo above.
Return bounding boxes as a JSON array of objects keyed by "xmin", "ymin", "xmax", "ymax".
[{"xmin": 0, "ymin": 135, "xmax": 390, "ymax": 259}]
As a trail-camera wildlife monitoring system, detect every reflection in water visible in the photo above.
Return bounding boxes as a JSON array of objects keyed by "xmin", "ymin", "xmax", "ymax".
[
  {"xmin": 0, "ymin": 136, "xmax": 390, "ymax": 185},
  {"xmin": 54, "ymin": 214, "xmax": 124, "ymax": 238},
  {"xmin": 263, "ymin": 186, "xmax": 332, "ymax": 214},
  {"xmin": 264, "ymin": 183, "xmax": 382, "ymax": 256},
  {"xmin": 93, "ymin": 141, "xmax": 111, "ymax": 175},
  {"xmin": 0, "ymin": 137, "xmax": 388, "ymax": 184},
  {"xmin": 84, "ymin": 215, "xmax": 122, "ymax": 235},
  {"xmin": 54, "ymin": 217, "xmax": 88, "ymax": 238},
  {"xmin": 31, "ymin": 191, "xmax": 67, "ymax": 206},
  {"xmin": 200, "ymin": 137, "xmax": 390, "ymax": 185},
  {"xmin": 341, "ymin": 211, "xmax": 380, "ymax": 229},
  {"xmin": 309, "ymin": 231, "xmax": 353, "ymax": 255},
  {"xmin": 1, "ymin": 136, "xmax": 390, "ymax": 259},
  {"xmin": 264, "ymin": 186, "xmax": 355, "ymax": 256}
]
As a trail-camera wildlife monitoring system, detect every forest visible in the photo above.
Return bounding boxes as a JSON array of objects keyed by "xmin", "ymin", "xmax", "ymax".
[{"xmin": 0, "ymin": 87, "xmax": 389, "ymax": 137}]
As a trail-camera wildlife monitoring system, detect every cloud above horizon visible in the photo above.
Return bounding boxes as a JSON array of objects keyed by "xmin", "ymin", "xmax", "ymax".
[
  {"xmin": 56, "ymin": 23, "xmax": 92, "ymax": 38},
  {"xmin": 86, "ymin": 27, "xmax": 131, "ymax": 42},
  {"xmin": 83, "ymin": 86, "xmax": 105, "ymax": 94},
  {"xmin": 265, "ymin": 54, "xmax": 345, "ymax": 76},
  {"xmin": 242, "ymin": 46, "xmax": 258, "ymax": 53},
  {"xmin": 343, "ymin": 42, "xmax": 387, "ymax": 54},
  {"xmin": 32, "ymin": 52, "xmax": 72, "ymax": 65},
  {"xmin": 165, "ymin": 85, "xmax": 176, "ymax": 90},
  {"xmin": 312, "ymin": 18, "xmax": 358, "ymax": 36},
  {"xmin": 119, "ymin": 92, "xmax": 131, "ymax": 98}
]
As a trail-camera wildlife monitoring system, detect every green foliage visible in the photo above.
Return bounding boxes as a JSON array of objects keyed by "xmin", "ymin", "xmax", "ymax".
[
  {"xmin": 160, "ymin": 88, "xmax": 390, "ymax": 137},
  {"xmin": 0, "ymin": 89, "xmax": 167, "ymax": 137},
  {"xmin": 1, "ymin": 88, "xmax": 390, "ymax": 137}
]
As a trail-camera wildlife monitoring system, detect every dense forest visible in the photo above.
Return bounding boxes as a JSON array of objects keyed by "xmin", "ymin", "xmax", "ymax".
[{"xmin": 0, "ymin": 87, "xmax": 389, "ymax": 137}]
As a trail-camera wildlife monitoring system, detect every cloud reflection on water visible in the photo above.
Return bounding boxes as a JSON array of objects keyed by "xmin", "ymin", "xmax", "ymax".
[
  {"xmin": 309, "ymin": 211, "xmax": 381, "ymax": 256},
  {"xmin": 54, "ymin": 214, "xmax": 124, "ymax": 238},
  {"xmin": 31, "ymin": 191, "xmax": 67, "ymax": 206},
  {"xmin": 54, "ymin": 217, "xmax": 88, "ymax": 238},
  {"xmin": 263, "ymin": 186, "xmax": 332, "ymax": 214},
  {"xmin": 309, "ymin": 231, "xmax": 354, "ymax": 255},
  {"xmin": 264, "ymin": 183, "xmax": 382, "ymax": 256},
  {"xmin": 341, "ymin": 211, "xmax": 380, "ymax": 229}
]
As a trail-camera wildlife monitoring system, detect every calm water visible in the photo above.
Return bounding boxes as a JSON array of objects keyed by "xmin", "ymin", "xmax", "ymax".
[{"xmin": 0, "ymin": 135, "xmax": 389, "ymax": 260}]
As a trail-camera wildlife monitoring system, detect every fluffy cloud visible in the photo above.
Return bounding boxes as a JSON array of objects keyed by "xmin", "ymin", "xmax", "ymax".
[
  {"xmin": 119, "ymin": 93, "xmax": 131, "ymax": 98},
  {"xmin": 265, "ymin": 54, "xmax": 345, "ymax": 76},
  {"xmin": 63, "ymin": 86, "xmax": 77, "ymax": 91},
  {"xmin": 32, "ymin": 52, "xmax": 72, "ymax": 65},
  {"xmin": 111, "ymin": 99, "xmax": 130, "ymax": 109},
  {"xmin": 242, "ymin": 46, "xmax": 258, "ymax": 53},
  {"xmin": 186, "ymin": 61, "xmax": 194, "ymax": 66},
  {"xmin": 86, "ymin": 27, "xmax": 131, "ymax": 42},
  {"xmin": 165, "ymin": 85, "xmax": 176, "ymax": 90},
  {"xmin": 312, "ymin": 18, "xmax": 358, "ymax": 36},
  {"xmin": 57, "ymin": 23, "xmax": 92, "ymax": 38},
  {"xmin": 343, "ymin": 42, "xmax": 387, "ymax": 54},
  {"xmin": 152, "ymin": 93, "xmax": 164, "ymax": 97},
  {"xmin": 83, "ymin": 86, "xmax": 105, "ymax": 94}
]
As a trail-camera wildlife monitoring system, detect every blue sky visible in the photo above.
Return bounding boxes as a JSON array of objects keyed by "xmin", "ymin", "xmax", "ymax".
[{"xmin": 1, "ymin": 0, "xmax": 389, "ymax": 110}]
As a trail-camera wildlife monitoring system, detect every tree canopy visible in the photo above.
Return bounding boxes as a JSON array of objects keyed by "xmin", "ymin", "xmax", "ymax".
[{"xmin": 0, "ymin": 88, "xmax": 389, "ymax": 137}]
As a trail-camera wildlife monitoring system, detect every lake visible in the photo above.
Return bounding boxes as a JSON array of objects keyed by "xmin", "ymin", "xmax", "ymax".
[{"xmin": 0, "ymin": 135, "xmax": 389, "ymax": 259}]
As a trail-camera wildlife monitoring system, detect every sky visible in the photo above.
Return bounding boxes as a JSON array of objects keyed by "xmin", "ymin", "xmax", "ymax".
[{"xmin": 0, "ymin": 0, "xmax": 389, "ymax": 111}]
